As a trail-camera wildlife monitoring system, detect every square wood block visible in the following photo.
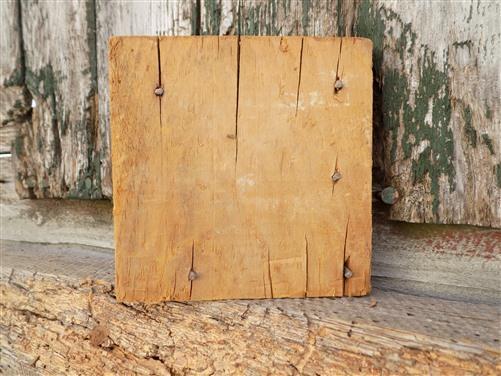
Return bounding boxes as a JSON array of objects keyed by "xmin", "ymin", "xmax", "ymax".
[{"xmin": 110, "ymin": 36, "xmax": 372, "ymax": 302}]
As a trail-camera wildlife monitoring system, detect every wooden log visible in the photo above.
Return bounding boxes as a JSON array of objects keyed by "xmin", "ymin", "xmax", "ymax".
[
  {"xmin": 350, "ymin": 0, "xmax": 501, "ymax": 227},
  {"xmin": 1, "ymin": 267, "xmax": 499, "ymax": 375}
]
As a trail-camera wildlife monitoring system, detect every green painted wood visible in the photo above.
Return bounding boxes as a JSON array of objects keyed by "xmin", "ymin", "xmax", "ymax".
[
  {"xmin": 4, "ymin": 0, "xmax": 500, "ymax": 227},
  {"xmin": 351, "ymin": 0, "xmax": 500, "ymax": 227}
]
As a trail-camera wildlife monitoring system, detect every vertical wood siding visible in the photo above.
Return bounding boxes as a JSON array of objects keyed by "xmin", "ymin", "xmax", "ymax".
[{"xmin": 1, "ymin": 0, "xmax": 499, "ymax": 227}]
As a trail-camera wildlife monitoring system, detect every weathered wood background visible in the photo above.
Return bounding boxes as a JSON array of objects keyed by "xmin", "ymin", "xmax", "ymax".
[{"xmin": 1, "ymin": 0, "xmax": 499, "ymax": 227}]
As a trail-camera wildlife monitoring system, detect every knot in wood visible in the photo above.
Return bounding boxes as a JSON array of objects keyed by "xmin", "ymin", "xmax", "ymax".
[
  {"xmin": 331, "ymin": 171, "xmax": 342, "ymax": 183},
  {"xmin": 334, "ymin": 79, "xmax": 344, "ymax": 93},
  {"xmin": 188, "ymin": 269, "xmax": 198, "ymax": 281},
  {"xmin": 154, "ymin": 87, "xmax": 164, "ymax": 96}
]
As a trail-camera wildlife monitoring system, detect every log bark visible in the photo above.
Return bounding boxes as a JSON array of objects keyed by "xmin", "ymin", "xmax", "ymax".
[{"xmin": 1, "ymin": 268, "xmax": 499, "ymax": 375}]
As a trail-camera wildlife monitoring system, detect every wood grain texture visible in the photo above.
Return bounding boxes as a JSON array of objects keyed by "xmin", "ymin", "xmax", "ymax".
[
  {"xmin": 0, "ymin": 0, "xmax": 28, "ymax": 129},
  {"xmin": 4, "ymin": 0, "xmax": 498, "ymax": 228},
  {"xmin": 1, "ymin": 268, "xmax": 499, "ymax": 375},
  {"xmin": 110, "ymin": 36, "xmax": 372, "ymax": 302},
  {"xmin": 351, "ymin": 0, "xmax": 501, "ymax": 227},
  {"xmin": 13, "ymin": 0, "xmax": 100, "ymax": 199},
  {"xmin": 96, "ymin": 0, "xmax": 197, "ymax": 197}
]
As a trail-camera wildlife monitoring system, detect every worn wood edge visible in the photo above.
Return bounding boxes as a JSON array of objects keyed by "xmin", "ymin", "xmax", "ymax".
[{"xmin": 1, "ymin": 268, "xmax": 499, "ymax": 375}]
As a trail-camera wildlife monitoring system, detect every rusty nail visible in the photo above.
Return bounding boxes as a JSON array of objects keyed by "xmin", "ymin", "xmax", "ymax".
[
  {"xmin": 334, "ymin": 79, "xmax": 344, "ymax": 93},
  {"xmin": 154, "ymin": 87, "xmax": 164, "ymax": 96},
  {"xmin": 331, "ymin": 171, "xmax": 342, "ymax": 182},
  {"xmin": 188, "ymin": 269, "xmax": 198, "ymax": 281},
  {"xmin": 343, "ymin": 266, "xmax": 353, "ymax": 279},
  {"xmin": 381, "ymin": 186, "xmax": 399, "ymax": 205}
]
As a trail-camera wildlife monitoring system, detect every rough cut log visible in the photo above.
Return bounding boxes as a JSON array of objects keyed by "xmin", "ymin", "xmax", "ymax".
[
  {"xmin": 349, "ymin": 0, "xmax": 501, "ymax": 227},
  {"xmin": 1, "ymin": 268, "xmax": 499, "ymax": 375},
  {"xmin": 96, "ymin": 0, "xmax": 197, "ymax": 197}
]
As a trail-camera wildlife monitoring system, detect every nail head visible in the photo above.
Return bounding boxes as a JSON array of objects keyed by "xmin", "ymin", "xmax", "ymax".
[
  {"xmin": 331, "ymin": 171, "xmax": 342, "ymax": 182},
  {"xmin": 381, "ymin": 186, "xmax": 399, "ymax": 205},
  {"xmin": 188, "ymin": 269, "xmax": 198, "ymax": 281},
  {"xmin": 334, "ymin": 79, "xmax": 344, "ymax": 92},
  {"xmin": 154, "ymin": 87, "xmax": 164, "ymax": 96},
  {"xmin": 343, "ymin": 266, "xmax": 353, "ymax": 279}
]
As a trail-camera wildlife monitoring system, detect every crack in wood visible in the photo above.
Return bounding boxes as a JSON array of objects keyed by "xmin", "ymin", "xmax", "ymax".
[
  {"xmin": 332, "ymin": 154, "xmax": 339, "ymax": 196},
  {"xmin": 189, "ymin": 241, "xmax": 195, "ymax": 300},
  {"xmin": 304, "ymin": 234, "xmax": 309, "ymax": 297},
  {"xmin": 267, "ymin": 247, "xmax": 274, "ymax": 298},
  {"xmin": 156, "ymin": 36, "xmax": 162, "ymax": 126},
  {"xmin": 295, "ymin": 37, "xmax": 304, "ymax": 117},
  {"xmin": 334, "ymin": 38, "xmax": 343, "ymax": 93},
  {"xmin": 234, "ymin": 35, "xmax": 241, "ymax": 165},
  {"xmin": 342, "ymin": 215, "xmax": 350, "ymax": 295}
]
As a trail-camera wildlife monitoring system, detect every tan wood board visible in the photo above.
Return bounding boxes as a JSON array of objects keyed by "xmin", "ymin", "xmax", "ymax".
[{"xmin": 110, "ymin": 36, "xmax": 372, "ymax": 302}]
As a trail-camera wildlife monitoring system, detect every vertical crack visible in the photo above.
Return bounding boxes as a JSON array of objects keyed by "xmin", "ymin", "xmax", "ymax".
[
  {"xmin": 295, "ymin": 37, "xmax": 304, "ymax": 117},
  {"xmin": 304, "ymin": 234, "xmax": 309, "ymax": 297},
  {"xmin": 171, "ymin": 271, "xmax": 177, "ymax": 299},
  {"xmin": 334, "ymin": 37, "xmax": 343, "ymax": 94},
  {"xmin": 156, "ymin": 37, "xmax": 163, "ymax": 127},
  {"xmin": 189, "ymin": 241, "xmax": 195, "ymax": 300},
  {"xmin": 234, "ymin": 35, "xmax": 241, "ymax": 165},
  {"xmin": 342, "ymin": 215, "xmax": 350, "ymax": 295},
  {"xmin": 331, "ymin": 154, "xmax": 339, "ymax": 196},
  {"xmin": 267, "ymin": 248, "xmax": 274, "ymax": 298}
]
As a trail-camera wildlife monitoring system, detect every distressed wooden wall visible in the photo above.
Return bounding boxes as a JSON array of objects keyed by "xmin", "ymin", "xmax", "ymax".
[{"xmin": 1, "ymin": 0, "xmax": 499, "ymax": 227}]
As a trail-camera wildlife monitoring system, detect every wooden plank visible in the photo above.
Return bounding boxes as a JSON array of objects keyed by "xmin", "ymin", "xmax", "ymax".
[
  {"xmin": 294, "ymin": 37, "xmax": 373, "ymax": 296},
  {"xmin": 2, "ymin": 179, "xmax": 499, "ymax": 304},
  {"xmin": 351, "ymin": 0, "xmax": 501, "ymax": 227},
  {"xmin": 0, "ymin": 0, "xmax": 28, "ymax": 129},
  {"xmin": 111, "ymin": 36, "xmax": 371, "ymax": 302},
  {"xmin": 1, "ymin": 268, "xmax": 499, "ymax": 375},
  {"xmin": 96, "ymin": 0, "xmax": 197, "ymax": 196},
  {"xmin": 13, "ymin": 0, "xmax": 100, "ymax": 199}
]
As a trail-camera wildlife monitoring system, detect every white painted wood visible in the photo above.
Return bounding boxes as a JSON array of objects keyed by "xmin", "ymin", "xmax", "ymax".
[
  {"xmin": 96, "ymin": 0, "xmax": 196, "ymax": 196},
  {"xmin": 0, "ymin": 0, "xmax": 26, "ymax": 127},
  {"xmin": 352, "ymin": 0, "xmax": 501, "ymax": 227}
]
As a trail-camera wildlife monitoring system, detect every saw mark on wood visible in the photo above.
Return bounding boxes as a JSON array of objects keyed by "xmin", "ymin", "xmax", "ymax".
[{"xmin": 295, "ymin": 37, "xmax": 304, "ymax": 117}]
